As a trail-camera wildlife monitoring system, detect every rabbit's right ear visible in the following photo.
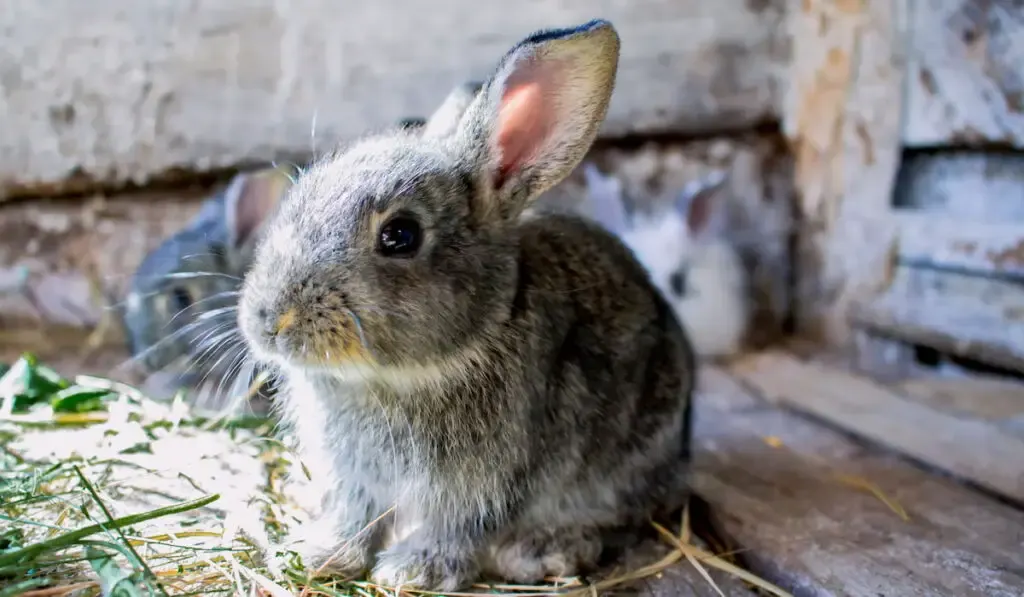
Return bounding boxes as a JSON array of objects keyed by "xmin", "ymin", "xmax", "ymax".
[
  {"xmin": 422, "ymin": 81, "xmax": 484, "ymax": 139},
  {"xmin": 581, "ymin": 162, "xmax": 629, "ymax": 233},
  {"xmin": 456, "ymin": 20, "xmax": 620, "ymax": 220},
  {"xmin": 223, "ymin": 169, "xmax": 292, "ymax": 251},
  {"xmin": 674, "ymin": 170, "xmax": 729, "ymax": 241}
]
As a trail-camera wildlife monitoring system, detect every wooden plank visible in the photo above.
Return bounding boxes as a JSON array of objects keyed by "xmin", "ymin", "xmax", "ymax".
[
  {"xmin": 850, "ymin": 328, "xmax": 920, "ymax": 382},
  {"xmin": 783, "ymin": 0, "xmax": 908, "ymax": 345},
  {"xmin": 893, "ymin": 211, "xmax": 1024, "ymax": 280},
  {"xmin": 892, "ymin": 151, "xmax": 1024, "ymax": 222},
  {"xmin": 895, "ymin": 375, "xmax": 1024, "ymax": 440},
  {"xmin": 614, "ymin": 536, "xmax": 758, "ymax": 597},
  {"xmin": 851, "ymin": 265, "xmax": 1024, "ymax": 373},
  {"xmin": 695, "ymin": 365, "xmax": 1024, "ymax": 597},
  {"xmin": 904, "ymin": 0, "xmax": 1024, "ymax": 148},
  {"xmin": 0, "ymin": 0, "xmax": 787, "ymax": 198},
  {"xmin": 728, "ymin": 351, "xmax": 1024, "ymax": 504}
]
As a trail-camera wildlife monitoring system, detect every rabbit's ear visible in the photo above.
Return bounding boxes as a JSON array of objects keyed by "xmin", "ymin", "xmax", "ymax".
[
  {"xmin": 422, "ymin": 81, "xmax": 484, "ymax": 139},
  {"xmin": 223, "ymin": 169, "xmax": 292, "ymax": 250},
  {"xmin": 674, "ymin": 170, "xmax": 728, "ymax": 241},
  {"xmin": 457, "ymin": 20, "xmax": 620, "ymax": 219},
  {"xmin": 581, "ymin": 162, "xmax": 629, "ymax": 233}
]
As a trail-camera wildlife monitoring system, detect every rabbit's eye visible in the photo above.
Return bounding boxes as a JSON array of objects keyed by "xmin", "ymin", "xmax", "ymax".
[
  {"xmin": 377, "ymin": 215, "xmax": 422, "ymax": 258},
  {"xmin": 668, "ymin": 270, "xmax": 687, "ymax": 297},
  {"xmin": 171, "ymin": 287, "xmax": 193, "ymax": 313}
]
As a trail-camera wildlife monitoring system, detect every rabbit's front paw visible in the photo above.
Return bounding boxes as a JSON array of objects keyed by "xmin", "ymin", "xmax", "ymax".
[
  {"xmin": 271, "ymin": 520, "xmax": 374, "ymax": 578},
  {"xmin": 370, "ymin": 540, "xmax": 478, "ymax": 592},
  {"xmin": 486, "ymin": 527, "xmax": 602, "ymax": 584}
]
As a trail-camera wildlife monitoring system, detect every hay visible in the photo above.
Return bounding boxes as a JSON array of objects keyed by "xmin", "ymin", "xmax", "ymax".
[{"xmin": 0, "ymin": 354, "xmax": 783, "ymax": 596}]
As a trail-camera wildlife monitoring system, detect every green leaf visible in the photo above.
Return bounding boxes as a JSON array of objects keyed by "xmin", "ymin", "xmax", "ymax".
[
  {"xmin": 0, "ymin": 577, "xmax": 52, "ymax": 597},
  {"xmin": 0, "ymin": 354, "xmax": 72, "ymax": 413},
  {"xmin": 0, "ymin": 528, "xmax": 24, "ymax": 553},
  {"xmin": 50, "ymin": 387, "xmax": 114, "ymax": 413},
  {"xmin": 86, "ymin": 544, "xmax": 146, "ymax": 597}
]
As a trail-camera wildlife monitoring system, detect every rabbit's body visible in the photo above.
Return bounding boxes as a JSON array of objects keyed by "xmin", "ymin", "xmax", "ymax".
[
  {"xmin": 672, "ymin": 238, "xmax": 748, "ymax": 358},
  {"xmin": 238, "ymin": 20, "xmax": 694, "ymax": 591},
  {"xmin": 584, "ymin": 164, "xmax": 750, "ymax": 359},
  {"xmin": 272, "ymin": 213, "xmax": 693, "ymax": 586}
]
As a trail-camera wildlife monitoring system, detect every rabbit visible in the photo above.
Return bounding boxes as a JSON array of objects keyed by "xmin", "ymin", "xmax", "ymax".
[
  {"xmin": 120, "ymin": 83, "xmax": 487, "ymax": 410},
  {"xmin": 237, "ymin": 19, "xmax": 695, "ymax": 592},
  {"xmin": 119, "ymin": 167, "xmax": 291, "ymax": 407},
  {"xmin": 582, "ymin": 162, "xmax": 750, "ymax": 359}
]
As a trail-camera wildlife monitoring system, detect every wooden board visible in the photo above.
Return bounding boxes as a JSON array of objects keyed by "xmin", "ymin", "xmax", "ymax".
[
  {"xmin": 904, "ymin": 0, "xmax": 1024, "ymax": 148},
  {"xmin": 851, "ymin": 265, "xmax": 1024, "ymax": 373},
  {"xmin": 694, "ymin": 365, "xmax": 1024, "ymax": 597},
  {"xmin": 895, "ymin": 375, "xmax": 1024, "ymax": 441},
  {"xmin": 892, "ymin": 151, "xmax": 1024, "ymax": 222},
  {"xmin": 0, "ymin": 0, "xmax": 787, "ymax": 198},
  {"xmin": 782, "ymin": 0, "xmax": 907, "ymax": 344},
  {"xmin": 728, "ymin": 351, "xmax": 1024, "ymax": 504},
  {"xmin": 893, "ymin": 211, "xmax": 1024, "ymax": 280}
]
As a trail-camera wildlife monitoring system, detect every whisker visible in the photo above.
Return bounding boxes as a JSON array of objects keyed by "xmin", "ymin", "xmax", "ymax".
[
  {"xmin": 311, "ymin": 108, "xmax": 319, "ymax": 157},
  {"xmin": 163, "ymin": 271, "xmax": 242, "ymax": 282},
  {"xmin": 197, "ymin": 305, "xmax": 238, "ymax": 321},
  {"xmin": 344, "ymin": 309, "xmax": 372, "ymax": 356}
]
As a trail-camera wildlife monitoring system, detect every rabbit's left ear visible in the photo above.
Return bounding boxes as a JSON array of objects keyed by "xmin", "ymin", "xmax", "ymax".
[
  {"xmin": 457, "ymin": 19, "xmax": 620, "ymax": 219},
  {"xmin": 224, "ymin": 169, "xmax": 292, "ymax": 250},
  {"xmin": 674, "ymin": 170, "xmax": 729, "ymax": 241},
  {"xmin": 581, "ymin": 162, "xmax": 629, "ymax": 233}
]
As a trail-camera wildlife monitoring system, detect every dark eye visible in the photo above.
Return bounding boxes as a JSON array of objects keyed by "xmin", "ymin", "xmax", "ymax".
[
  {"xmin": 377, "ymin": 216, "xmax": 423, "ymax": 257},
  {"xmin": 171, "ymin": 287, "xmax": 193, "ymax": 313},
  {"xmin": 668, "ymin": 270, "xmax": 687, "ymax": 297}
]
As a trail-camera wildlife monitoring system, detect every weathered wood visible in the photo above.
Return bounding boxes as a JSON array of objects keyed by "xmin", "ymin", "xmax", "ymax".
[
  {"xmin": 851, "ymin": 264, "xmax": 1024, "ymax": 373},
  {"xmin": 896, "ymin": 375, "xmax": 1024, "ymax": 440},
  {"xmin": 893, "ymin": 211, "xmax": 1024, "ymax": 280},
  {"xmin": 850, "ymin": 328, "xmax": 920, "ymax": 382},
  {"xmin": 893, "ymin": 151, "xmax": 1024, "ymax": 222},
  {"xmin": 783, "ymin": 0, "xmax": 908, "ymax": 345},
  {"xmin": 695, "ymin": 365, "xmax": 1024, "ymax": 597},
  {"xmin": 0, "ymin": 0, "xmax": 786, "ymax": 198},
  {"xmin": 728, "ymin": 351, "xmax": 1024, "ymax": 503},
  {"xmin": 614, "ymin": 537, "xmax": 758, "ymax": 597},
  {"xmin": 904, "ymin": 0, "xmax": 1024, "ymax": 148}
]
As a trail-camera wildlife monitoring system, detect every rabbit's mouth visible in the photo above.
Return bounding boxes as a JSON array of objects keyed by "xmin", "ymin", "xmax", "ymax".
[{"xmin": 242, "ymin": 303, "xmax": 376, "ymax": 370}]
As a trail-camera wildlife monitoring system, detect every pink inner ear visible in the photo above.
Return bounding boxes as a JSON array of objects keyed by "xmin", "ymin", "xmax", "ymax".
[
  {"xmin": 494, "ymin": 65, "xmax": 558, "ymax": 188},
  {"xmin": 686, "ymin": 190, "xmax": 717, "ymax": 237},
  {"xmin": 233, "ymin": 177, "xmax": 285, "ymax": 247}
]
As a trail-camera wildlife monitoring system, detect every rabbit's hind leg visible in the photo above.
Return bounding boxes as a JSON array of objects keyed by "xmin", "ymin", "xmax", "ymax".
[{"xmin": 484, "ymin": 526, "xmax": 603, "ymax": 584}]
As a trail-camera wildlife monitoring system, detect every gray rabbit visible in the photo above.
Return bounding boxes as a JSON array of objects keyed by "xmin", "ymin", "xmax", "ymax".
[
  {"xmin": 120, "ymin": 168, "xmax": 290, "ymax": 406},
  {"xmin": 120, "ymin": 83, "xmax": 485, "ymax": 410},
  {"xmin": 238, "ymin": 20, "xmax": 694, "ymax": 591}
]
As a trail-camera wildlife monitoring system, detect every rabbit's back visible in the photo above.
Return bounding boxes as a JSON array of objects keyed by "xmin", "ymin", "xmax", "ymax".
[{"xmin": 509, "ymin": 213, "xmax": 695, "ymax": 523}]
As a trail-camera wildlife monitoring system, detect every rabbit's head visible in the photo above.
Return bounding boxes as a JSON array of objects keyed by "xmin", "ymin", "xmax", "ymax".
[
  {"xmin": 239, "ymin": 20, "xmax": 620, "ymax": 376},
  {"xmin": 121, "ymin": 169, "xmax": 290, "ymax": 386},
  {"xmin": 582, "ymin": 163, "xmax": 730, "ymax": 303}
]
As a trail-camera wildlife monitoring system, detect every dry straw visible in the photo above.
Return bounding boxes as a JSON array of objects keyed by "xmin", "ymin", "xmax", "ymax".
[{"xmin": 1, "ymin": 356, "xmax": 789, "ymax": 596}]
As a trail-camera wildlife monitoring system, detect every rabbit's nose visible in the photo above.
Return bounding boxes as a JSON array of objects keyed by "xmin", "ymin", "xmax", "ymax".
[{"xmin": 262, "ymin": 308, "xmax": 297, "ymax": 341}]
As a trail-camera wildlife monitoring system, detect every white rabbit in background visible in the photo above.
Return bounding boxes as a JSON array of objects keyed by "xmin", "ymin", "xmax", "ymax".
[{"xmin": 582, "ymin": 162, "xmax": 750, "ymax": 359}]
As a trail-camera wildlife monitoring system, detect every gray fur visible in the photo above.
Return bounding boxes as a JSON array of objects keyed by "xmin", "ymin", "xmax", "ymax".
[
  {"xmin": 238, "ymin": 19, "xmax": 694, "ymax": 591},
  {"xmin": 119, "ymin": 174, "xmax": 276, "ymax": 391}
]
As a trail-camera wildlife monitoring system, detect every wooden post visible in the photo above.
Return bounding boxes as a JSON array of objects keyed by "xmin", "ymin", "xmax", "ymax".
[{"xmin": 783, "ymin": 0, "xmax": 909, "ymax": 346}]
